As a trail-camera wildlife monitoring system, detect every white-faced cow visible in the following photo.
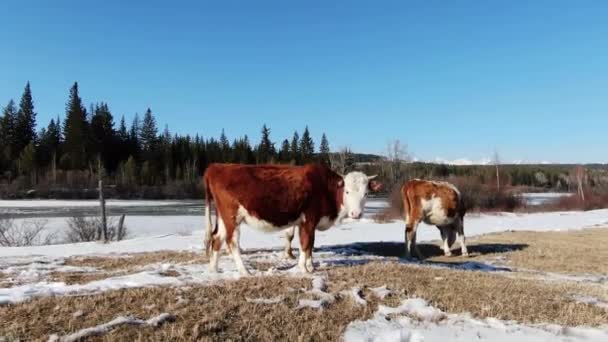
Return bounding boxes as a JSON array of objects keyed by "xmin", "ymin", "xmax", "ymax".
[
  {"xmin": 401, "ymin": 179, "xmax": 468, "ymax": 259},
  {"xmin": 203, "ymin": 163, "xmax": 382, "ymax": 275}
]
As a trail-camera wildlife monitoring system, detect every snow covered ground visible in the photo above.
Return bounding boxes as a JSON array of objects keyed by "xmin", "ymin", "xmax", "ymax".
[
  {"xmin": 344, "ymin": 298, "xmax": 608, "ymax": 342},
  {"xmin": 3, "ymin": 207, "xmax": 608, "ymax": 258}
]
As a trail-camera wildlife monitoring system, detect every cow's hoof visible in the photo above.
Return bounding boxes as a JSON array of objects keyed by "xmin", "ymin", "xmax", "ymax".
[
  {"xmin": 208, "ymin": 266, "xmax": 219, "ymax": 273},
  {"xmin": 443, "ymin": 251, "xmax": 452, "ymax": 257},
  {"xmin": 462, "ymin": 252, "xmax": 469, "ymax": 257},
  {"xmin": 284, "ymin": 252, "xmax": 296, "ymax": 260}
]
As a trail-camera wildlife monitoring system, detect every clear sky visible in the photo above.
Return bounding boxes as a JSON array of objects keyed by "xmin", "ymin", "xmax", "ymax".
[{"xmin": 1, "ymin": 1, "xmax": 607, "ymax": 164}]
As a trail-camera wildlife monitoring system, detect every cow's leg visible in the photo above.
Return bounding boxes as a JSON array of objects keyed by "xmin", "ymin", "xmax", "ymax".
[
  {"xmin": 283, "ymin": 226, "xmax": 296, "ymax": 260},
  {"xmin": 225, "ymin": 222, "xmax": 250, "ymax": 276},
  {"xmin": 405, "ymin": 221, "xmax": 422, "ymax": 259},
  {"xmin": 208, "ymin": 216, "xmax": 227, "ymax": 273},
  {"xmin": 298, "ymin": 222, "xmax": 315, "ymax": 273},
  {"xmin": 456, "ymin": 218, "xmax": 469, "ymax": 257},
  {"xmin": 405, "ymin": 204, "xmax": 423, "ymax": 259},
  {"xmin": 438, "ymin": 225, "xmax": 452, "ymax": 256}
]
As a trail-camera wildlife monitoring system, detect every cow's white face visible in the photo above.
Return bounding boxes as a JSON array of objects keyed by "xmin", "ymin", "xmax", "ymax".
[{"xmin": 340, "ymin": 172, "xmax": 382, "ymax": 219}]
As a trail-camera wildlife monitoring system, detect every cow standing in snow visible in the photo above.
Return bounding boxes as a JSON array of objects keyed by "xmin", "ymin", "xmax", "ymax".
[
  {"xmin": 401, "ymin": 179, "xmax": 468, "ymax": 259},
  {"xmin": 203, "ymin": 163, "xmax": 382, "ymax": 275}
]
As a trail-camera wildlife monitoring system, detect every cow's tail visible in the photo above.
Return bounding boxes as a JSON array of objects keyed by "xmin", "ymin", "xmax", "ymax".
[
  {"xmin": 401, "ymin": 183, "xmax": 410, "ymax": 225},
  {"xmin": 204, "ymin": 174, "xmax": 215, "ymax": 257}
]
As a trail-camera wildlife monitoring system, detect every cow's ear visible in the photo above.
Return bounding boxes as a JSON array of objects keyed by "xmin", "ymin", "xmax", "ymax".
[
  {"xmin": 368, "ymin": 180, "xmax": 383, "ymax": 192},
  {"xmin": 337, "ymin": 179, "xmax": 344, "ymax": 188}
]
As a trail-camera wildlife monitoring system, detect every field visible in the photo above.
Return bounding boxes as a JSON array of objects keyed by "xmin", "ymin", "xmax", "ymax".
[{"xmin": 1, "ymin": 201, "xmax": 608, "ymax": 341}]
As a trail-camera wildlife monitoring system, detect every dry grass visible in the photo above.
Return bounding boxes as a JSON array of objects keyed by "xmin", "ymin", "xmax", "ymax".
[
  {"xmin": 64, "ymin": 251, "xmax": 206, "ymax": 272},
  {"xmin": 0, "ymin": 276, "xmax": 373, "ymax": 341},
  {"xmin": 1, "ymin": 262, "xmax": 606, "ymax": 341},
  {"xmin": 47, "ymin": 271, "xmax": 129, "ymax": 285},
  {"xmin": 422, "ymin": 228, "xmax": 608, "ymax": 275}
]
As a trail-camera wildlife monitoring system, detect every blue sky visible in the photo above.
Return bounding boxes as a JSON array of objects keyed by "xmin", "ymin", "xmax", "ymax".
[{"xmin": 1, "ymin": 1, "xmax": 607, "ymax": 163}]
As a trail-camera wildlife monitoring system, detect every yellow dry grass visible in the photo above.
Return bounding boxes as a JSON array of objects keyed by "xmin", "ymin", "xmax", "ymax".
[{"xmin": 423, "ymin": 228, "xmax": 608, "ymax": 275}]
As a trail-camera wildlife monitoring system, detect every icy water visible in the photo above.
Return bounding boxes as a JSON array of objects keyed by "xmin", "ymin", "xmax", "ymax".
[
  {"xmin": 0, "ymin": 200, "xmax": 203, "ymax": 219},
  {"xmin": 0, "ymin": 198, "xmax": 388, "ymax": 219},
  {"xmin": 0, "ymin": 194, "xmax": 565, "ymax": 220}
]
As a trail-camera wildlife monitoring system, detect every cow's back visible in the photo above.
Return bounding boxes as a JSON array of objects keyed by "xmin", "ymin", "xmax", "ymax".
[{"xmin": 204, "ymin": 163, "xmax": 328, "ymax": 227}]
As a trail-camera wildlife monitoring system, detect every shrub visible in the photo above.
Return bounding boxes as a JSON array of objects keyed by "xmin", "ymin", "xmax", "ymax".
[
  {"xmin": 0, "ymin": 218, "xmax": 55, "ymax": 246},
  {"xmin": 64, "ymin": 215, "xmax": 128, "ymax": 243},
  {"xmin": 540, "ymin": 188, "xmax": 608, "ymax": 211}
]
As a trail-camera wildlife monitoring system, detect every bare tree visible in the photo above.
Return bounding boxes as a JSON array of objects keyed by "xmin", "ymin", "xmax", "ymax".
[
  {"xmin": 382, "ymin": 139, "xmax": 410, "ymax": 187},
  {"xmin": 493, "ymin": 149, "xmax": 501, "ymax": 192},
  {"xmin": 575, "ymin": 165, "xmax": 586, "ymax": 202},
  {"xmin": 329, "ymin": 147, "xmax": 354, "ymax": 175}
]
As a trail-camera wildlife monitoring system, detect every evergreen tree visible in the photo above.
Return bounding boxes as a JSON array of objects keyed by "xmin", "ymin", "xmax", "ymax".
[
  {"xmin": 15, "ymin": 82, "xmax": 37, "ymax": 154},
  {"xmin": 37, "ymin": 118, "xmax": 62, "ymax": 169},
  {"xmin": 0, "ymin": 100, "xmax": 18, "ymax": 162},
  {"xmin": 139, "ymin": 108, "xmax": 158, "ymax": 152},
  {"xmin": 18, "ymin": 141, "xmax": 36, "ymax": 178},
  {"xmin": 279, "ymin": 139, "xmax": 290, "ymax": 162},
  {"xmin": 219, "ymin": 129, "xmax": 230, "ymax": 162},
  {"xmin": 319, "ymin": 133, "xmax": 330, "ymax": 165},
  {"xmin": 129, "ymin": 113, "xmax": 141, "ymax": 159},
  {"xmin": 257, "ymin": 124, "xmax": 276, "ymax": 163},
  {"xmin": 62, "ymin": 82, "xmax": 88, "ymax": 169},
  {"xmin": 299, "ymin": 126, "xmax": 315, "ymax": 163},
  {"xmin": 290, "ymin": 131, "xmax": 300, "ymax": 163},
  {"xmin": 118, "ymin": 115, "xmax": 129, "ymax": 142},
  {"xmin": 90, "ymin": 102, "xmax": 116, "ymax": 171}
]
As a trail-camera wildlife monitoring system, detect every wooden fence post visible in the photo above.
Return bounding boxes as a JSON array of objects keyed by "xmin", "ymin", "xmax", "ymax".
[{"xmin": 99, "ymin": 180, "xmax": 108, "ymax": 242}]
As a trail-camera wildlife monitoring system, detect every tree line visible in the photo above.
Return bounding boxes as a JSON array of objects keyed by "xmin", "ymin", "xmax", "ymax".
[{"xmin": 0, "ymin": 82, "xmax": 332, "ymax": 198}]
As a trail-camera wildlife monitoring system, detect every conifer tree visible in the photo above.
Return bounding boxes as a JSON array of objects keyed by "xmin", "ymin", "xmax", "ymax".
[
  {"xmin": 15, "ymin": 82, "xmax": 37, "ymax": 153},
  {"xmin": 257, "ymin": 124, "xmax": 275, "ymax": 163},
  {"xmin": 0, "ymin": 100, "xmax": 18, "ymax": 161},
  {"xmin": 319, "ymin": 133, "xmax": 330, "ymax": 165},
  {"xmin": 139, "ymin": 108, "xmax": 158, "ymax": 152},
  {"xmin": 290, "ymin": 131, "xmax": 300, "ymax": 163},
  {"xmin": 279, "ymin": 139, "xmax": 290, "ymax": 162},
  {"xmin": 300, "ymin": 126, "xmax": 315, "ymax": 163},
  {"xmin": 62, "ymin": 82, "xmax": 88, "ymax": 169}
]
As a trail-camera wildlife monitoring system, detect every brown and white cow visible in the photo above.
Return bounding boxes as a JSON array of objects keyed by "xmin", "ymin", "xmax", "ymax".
[
  {"xmin": 401, "ymin": 179, "xmax": 468, "ymax": 259},
  {"xmin": 203, "ymin": 163, "xmax": 382, "ymax": 275}
]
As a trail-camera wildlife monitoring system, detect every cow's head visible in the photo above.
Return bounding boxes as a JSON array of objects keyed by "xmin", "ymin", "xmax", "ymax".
[{"xmin": 339, "ymin": 172, "xmax": 383, "ymax": 219}]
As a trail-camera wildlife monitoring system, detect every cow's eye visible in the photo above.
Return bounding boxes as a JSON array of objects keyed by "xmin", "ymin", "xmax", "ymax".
[{"xmin": 346, "ymin": 190, "xmax": 350, "ymax": 194}]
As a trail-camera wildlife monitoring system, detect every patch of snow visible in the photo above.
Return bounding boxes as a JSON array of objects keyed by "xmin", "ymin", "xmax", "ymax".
[
  {"xmin": 48, "ymin": 313, "xmax": 175, "ymax": 342},
  {"xmin": 296, "ymin": 276, "xmax": 336, "ymax": 310},
  {"xmin": 571, "ymin": 295, "xmax": 608, "ymax": 310},
  {"xmin": 344, "ymin": 298, "xmax": 608, "ymax": 342},
  {"xmin": 370, "ymin": 285, "xmax": 394, "ymax": 299},
  {"xmin": 245, "ymin": 296, "xmax": 284, "ymax": 304},
  {"xmin": 341, "ymin": 287, "xmax": 367, "ymax": 306}
]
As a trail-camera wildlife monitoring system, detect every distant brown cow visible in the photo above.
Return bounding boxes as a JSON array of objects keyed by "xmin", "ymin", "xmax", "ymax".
[
  {"xmin": 401, "ymin": 179, "xmax": 468, "ymax": 259},
  {"xmin": 204, "ymin": 163, "xmax": 382, "ymax": 275}
]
